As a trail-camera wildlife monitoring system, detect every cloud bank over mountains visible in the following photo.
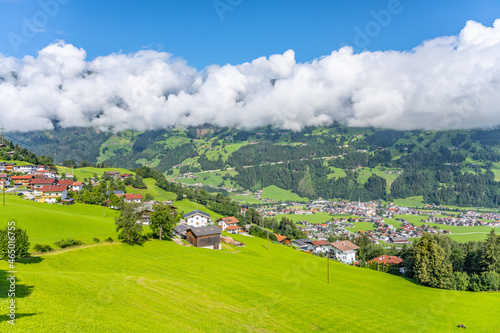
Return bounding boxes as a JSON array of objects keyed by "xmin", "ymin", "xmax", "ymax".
[{"xmin": 1, "ymin": 19, "xmax": 500, "ymax": 132}]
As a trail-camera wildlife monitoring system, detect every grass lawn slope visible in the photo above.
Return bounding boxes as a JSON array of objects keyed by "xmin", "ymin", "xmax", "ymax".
[
  {"xmin": 1, "ymin": 235, "xmax": 499, "ymax": 332},
  {"xmin": 261, "ymin": 185, "xmax": 308, "ymax": 202},
  {"xmin": 0, "ymin": 195, "xmax": 119, "ymax": 247}
]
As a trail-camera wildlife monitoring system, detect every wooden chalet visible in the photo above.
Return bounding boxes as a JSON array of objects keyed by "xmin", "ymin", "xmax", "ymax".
[
  {"xmin": 186, "ymin": 226, "xmax": 222, "ymax": 250},
  {"xmin": 275, "ymin": 234, "xmax": 291, "ymax": 245}
]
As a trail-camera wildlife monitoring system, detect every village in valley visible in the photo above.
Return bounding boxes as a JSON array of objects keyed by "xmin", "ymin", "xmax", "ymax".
[{"xmin": 2, "ymin": 157, "xmax": 499, "ymax": 273}]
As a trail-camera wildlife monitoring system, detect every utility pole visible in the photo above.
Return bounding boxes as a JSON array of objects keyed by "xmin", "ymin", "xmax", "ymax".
[
  {"xmin": 327, "ymin": 256, "xmax": 330, "ymax": 284},
  {"xmin": 267, "ymin": 229, "xmax": 269, "ymax": 250}
]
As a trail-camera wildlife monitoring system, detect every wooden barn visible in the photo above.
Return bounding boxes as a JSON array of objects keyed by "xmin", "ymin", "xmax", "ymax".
[{"xmin": 186, "ymin": 226, "xmax": 222, "ymax": 250}]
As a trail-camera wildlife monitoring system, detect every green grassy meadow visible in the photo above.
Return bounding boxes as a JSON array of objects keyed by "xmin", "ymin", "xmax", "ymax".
[
  {"xmin": 395, "ymin": 215, "xmax": 496, "ymax": 242},
  {"xmin": 0, "ymin": 195, "xmax": 118, "ymax": 247},
  {"xmin": 173, "ymin": 199, "xmax": 223, "ymax": 221},
  {"xmin": 125, "ymin": 178, "xmax": 177, "ymax": 202},
  {"xmin": 260, "ymin": 185, "xmax": 308, "ymax": 202},
  {"xmin": 274, "ymin": 213, "xmax": 359, "ymax": 225},
  {"xmin": 1, "ymin": 234, "xmax": 500, "ymax": 332},
  {"xmin": 229, "ymin": 193, "xmax": 262, "ymax": 205},
  {"xmin": 1, "ymin": 196, "xmax": 500, "ymax": 331},
  {"xmin": 57, "ymin": 166, "xmax": 135, "ymax": 181}
]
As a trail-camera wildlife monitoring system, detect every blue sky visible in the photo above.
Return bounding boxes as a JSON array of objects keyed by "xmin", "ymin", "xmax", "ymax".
[{"xmin": 1, "ymin": 0, "xmax": 499, "ymax": 68}]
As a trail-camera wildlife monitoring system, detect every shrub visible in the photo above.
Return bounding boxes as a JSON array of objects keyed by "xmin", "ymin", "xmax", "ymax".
[
  {"xmin": 481, "ymin": 271, "xmax": 500, "ymax": 292},
  {"xmin": 54, "ymin": 238, "xmax": 84, "ymax": 249},
  {"xmin": 0, "ymin": 227, "xmax": 30, "ymax": 260},
  {"xmin": 93, "ymin": 237, "xmax": 100, "ymax": 243},
  {"xmin": 105, "ymin": 237, "xmax": 114, "ymax": 242},
  {"xmin": 33, "ymin": 244, "xmax": 53, "ymax": 253},
  {"xmin": 453, "ymin": 271, "xmax": 470, "ymax": 291}
]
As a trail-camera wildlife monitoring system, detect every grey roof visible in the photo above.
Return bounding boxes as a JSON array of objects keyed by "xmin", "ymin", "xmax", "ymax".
[
  {"xmin": 292, "ymin": 239, "xmax": 312, "ymax": 246},
  {"xmin": 188, "ymin": 226, "xmax": 221, "ymax": 237},
  {"xmin": 184, "ymin": 210, "xmax": 211, "ymax": 219},
  {"xmin": 390, "ymin": 236, "xmax": 409, "ymax": 241},
  {"xmin": 174, "ymin": 224, "xmax": 190, "ymax": 234}
]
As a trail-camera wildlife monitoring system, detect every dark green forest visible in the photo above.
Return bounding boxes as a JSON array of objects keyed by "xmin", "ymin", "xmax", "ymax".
[{"xmin": 7, "ymin": 125, "xmax": 500, "ymax": 208}]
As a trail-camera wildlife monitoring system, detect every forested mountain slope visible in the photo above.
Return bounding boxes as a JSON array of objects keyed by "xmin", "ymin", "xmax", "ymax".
[{"xmin": 7, "ymin": 124, "xmax": 500, "ymax": 207}]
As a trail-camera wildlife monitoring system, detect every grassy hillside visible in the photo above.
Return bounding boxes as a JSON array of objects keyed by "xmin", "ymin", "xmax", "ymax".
[
  {"xmin": 57, "ymin": 166, "xmax": 136, "ymax": 181},
  {"xmin": 173, "ymin": 199, "xmax": 223, "ymax": 221},
  {"xmin": 1, "ymin": 234, "xmax": 499, "ymax": 332},
  {"xmin": 0, "ymin": 195, "xmax": 119, "ymax": 247},
  {"xmin": 261, "ymin": 185, "xmax": 308, "ymax": 202},
  {"xmin": 125, "ymin": 178, "xmax": 177, "ymax": 202},
  {"xmin": 395, "ymin": 215, "xmax": 496, "ymax": 242}
]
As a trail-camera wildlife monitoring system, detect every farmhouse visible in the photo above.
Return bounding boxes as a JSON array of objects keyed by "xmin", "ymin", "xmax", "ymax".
[
  {"xmin": 10, "ymin": 175, "xmax": 35, "ymax": 187},
  {"xmin": 57, "ymin": 179, "xmax": 74, "ymax": 187},
  {"xmin": 184, "ymin": 210, "xmax": 212, "ymax": 227},
  {"xmin": 218, "ymin": 216, "xmax": 239, "ymax": 231},
  {"xmin": 370, "ymin": 255, "xmax": 406, "ymax": 274},
  {"xmin": 13, "ymin": 164, "xmax": 37, "ymax": 174},
  {"xmin": 124, "ymin": 193, "xmax": 143, "ymax": 203},
  {"xmin": 275, "ymin": 234, "xmax": 291, "ymax": 245},
  {"xmin": 70, "ymin": 182, "xmax": 83, "ymax": 192},
  {"xmin": 226, "ymin": 225, "xmax": 243, "ymax": 234},
  {"xmin": 29, "ymin": 178, "xmax": 57, "ymax": 189},
  {"xmin": 310, "ymin": 240, "xmax": 331, "ymax": 254},
  {"xmin": 38, "ymin": 185, "xmax": 68, "ymax": 204},
  {"xmin": 291, "ymin": 239, "xmax": 311, "ymax": 251},
  {"xmin": 174, "ymin": 224, "xmax": 190, "ymax": 238},
  {"xmin": 186, "ymin": 226, "xmax": 222, "ymax": 249},
  {"xmin": 104, "ymin": 171, "xmax": 121, "ymax": 178},
  {"xmin": 35, "ymin": 170, "xmax": 57, "ymax": 178},
  {"xmin": 0, "ymin": 162, "xmax": 15, "ymax": 172},
  {"xmin": 389, "ymin": 236, "xmax": 410, "ymax": 244},
  {"xmin": 330, "ymin": 240, "xmax": 359, "ymax": 264}
]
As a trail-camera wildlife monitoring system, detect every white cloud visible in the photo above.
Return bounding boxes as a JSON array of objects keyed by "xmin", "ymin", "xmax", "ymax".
[{"xmin": 1, "ymin": 20, "xmax": 500, "ymax": 133}]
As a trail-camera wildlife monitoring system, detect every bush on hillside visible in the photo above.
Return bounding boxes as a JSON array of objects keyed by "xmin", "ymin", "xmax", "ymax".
[
  {"xmin": 33, "ymin": 244, "xmax": 53, "ymax": 253},
  {"xmin": 105, "ymin": 237, "xmax": 114, "ymax": 242},
  {"xmin": 54, "ymin": 238, "xmax": 84, "ymax": 249},
  {"xmin": 93, "ymin": 237, "xmax": 100, "ymax": 243}
]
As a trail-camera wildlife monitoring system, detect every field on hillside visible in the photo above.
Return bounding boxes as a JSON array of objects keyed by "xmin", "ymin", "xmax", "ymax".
[
  {"xmin": 393, "ymin": 196, "xmax": 425, "ymax": 207},
  {"xmin": 57, "ymin": 166, "xmax": 135, "ymax": 180},
  {"xmin": 274, "ymin": 213, "xmax": 358, "ymax": 225},
  {"xmin": 125, "ymin": 178, "xmax": 177, "ymax": 202},
  {"xmin": 0, "ymin": 159, "xmax": 32, "ymax": 166},
  {"xmin": 0, "ymin": 195, "xmax": 119, "ymax": 247},
  {"xmin": 229, "ymin": 193, "xmax": 262, "ymax": 205},
  {"xmin": 1, "ymin": 234, "xmax": 499, "ymax": 332},
  {"xmin": 260, "ymin": 185, "xmax": 308, "ymax": 202},
  {"xmin": 395, "ymin": 215, "xmax": 496, "ymax": 242},
  {"xmin": 173, "ymin": 199, "xmax": 223, "ymax": 221}
]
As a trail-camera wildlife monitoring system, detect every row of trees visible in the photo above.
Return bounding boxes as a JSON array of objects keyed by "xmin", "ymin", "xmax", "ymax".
[
  {"xmin": 402, "ymin": 231, "xmax": 500, "ymax": 291},
  {"xmin": 243, "ymin": 208, "xmax": 306, "ymax": 239},
  {"xmin": 0, "ymin": 139, "xmax": 54, "ymax": 166}
]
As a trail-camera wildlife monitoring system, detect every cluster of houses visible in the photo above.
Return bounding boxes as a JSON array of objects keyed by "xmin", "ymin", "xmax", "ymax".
[
  {"xmin": 172, "ymin": 209, "xmax": 369, "ymax": 266},
  {"xmin": 422, "ymin": 213, "xmax": 500, "ymax": 228},
  {"xmin": 291, "ymin": 239, "xmax": 360, "ymax": 264},
  {"xmin": 250, "ymin": 198, "xmax": 500, "ymax": 246},
  {"xmin": 0, "ymin": 164, "xmax": 146, "ymax": 205},
  {"xmin": 0, "ymin": 163, "xmax": 82, "ymax": 204}
]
